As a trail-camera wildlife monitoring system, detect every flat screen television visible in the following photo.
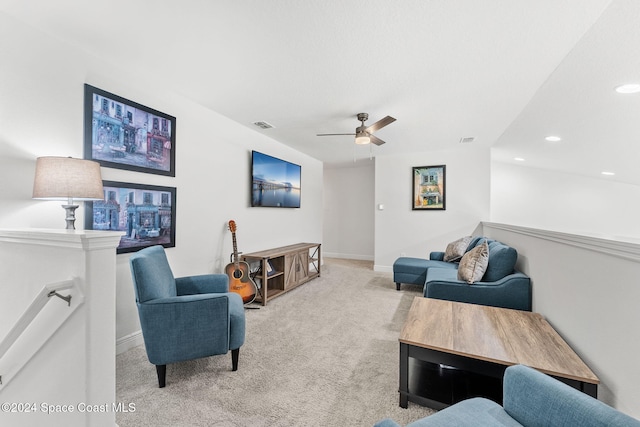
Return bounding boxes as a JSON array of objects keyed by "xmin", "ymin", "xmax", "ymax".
[{"xmin": 251, "ymin": 150, "xmax": 301, "ymax": 208}]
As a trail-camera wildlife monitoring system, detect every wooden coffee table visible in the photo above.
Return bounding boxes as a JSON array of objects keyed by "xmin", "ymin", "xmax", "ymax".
[{"xmin": 399, "ymin": 297, "xmax": 599, "ymax": 409}]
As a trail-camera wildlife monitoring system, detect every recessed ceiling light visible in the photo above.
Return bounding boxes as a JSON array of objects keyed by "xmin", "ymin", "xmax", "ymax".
[
  {"xmin": 601, "ymin": 171, "xmax": 615, "ymax": 176},
  {"xmin": 615, "ymin": 84, "xmax": 640, "ymax": 94},
  {"xmin": 253, "ymin": 121, "xmax": 275, "ymax": 129},
  {"xmin": 514, "ymin": 157, "xmax": 525, "ymax": 162},
  {"xmin": 545, "ymin": 136, "xmax": 562, "ymax": 142}
]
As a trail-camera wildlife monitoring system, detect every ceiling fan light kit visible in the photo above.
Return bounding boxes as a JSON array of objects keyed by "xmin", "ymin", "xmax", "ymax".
[
  {"xmin": 355, "ymin": 134, "xmax": 371, "ymax": 145},
  {"xmin": 317, "ymin": 112, "xmax": 396, "ymax": 146}
]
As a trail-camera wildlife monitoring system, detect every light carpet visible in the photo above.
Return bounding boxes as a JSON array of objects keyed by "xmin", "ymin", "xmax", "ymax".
[{"xmin": 116, "ymin": 258, "xmax": 435, "ymax": 426}]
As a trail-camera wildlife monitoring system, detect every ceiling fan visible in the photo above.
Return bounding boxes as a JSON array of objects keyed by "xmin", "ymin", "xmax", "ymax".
[{"xmin": 317, "ymin": 113, "xmax": 396, "ymax": 145}]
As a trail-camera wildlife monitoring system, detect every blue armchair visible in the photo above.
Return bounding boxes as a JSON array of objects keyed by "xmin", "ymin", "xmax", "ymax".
[
  {"xmin": 374, "ymin": 364, "xmax": 640, "ymax": 426},
  {"xmin": 130, "ymin": 245, "xmax": 245, "ymax": 388}
]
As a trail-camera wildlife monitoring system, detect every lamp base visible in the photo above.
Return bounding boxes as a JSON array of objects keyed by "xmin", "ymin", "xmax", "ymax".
[{"xmin": 62, "ymin": 204, "xmax": 79, "ymax": 230}]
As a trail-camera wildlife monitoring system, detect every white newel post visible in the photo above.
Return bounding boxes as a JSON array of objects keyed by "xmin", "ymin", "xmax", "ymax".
[{"xmin": 0, "ymin": 229, "xmax": 123, "ymax": 427}]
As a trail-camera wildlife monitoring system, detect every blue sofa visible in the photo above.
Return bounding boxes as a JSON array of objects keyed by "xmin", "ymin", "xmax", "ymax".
[
  {"xmin": 374, "ymin": 364, "xmax": 640, "ymax": 427},
  {"xmin": 393, "ymin": 237, "xmax": 532, "ymax": 311}
]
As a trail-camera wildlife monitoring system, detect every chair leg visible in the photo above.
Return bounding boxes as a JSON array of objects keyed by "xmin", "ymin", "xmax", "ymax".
[
  {"xmin": 396, "ymin": 282, "xmax": 401, "ymax": 291},
  {"xmin": 231, "ymin": 348, "xmax": 239, "ymax": 371},
  {"xmin": 156, "ymin": 364, "xmax": 166, "ymax": 388}
]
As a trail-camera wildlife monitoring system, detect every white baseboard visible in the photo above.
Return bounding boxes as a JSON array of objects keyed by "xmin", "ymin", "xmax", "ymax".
[
  {"xmin": 116, "ymin": 330, "xmax": 143, "ymax": 355},
  {"xmin": 323, "ymin": 252, "xmax": 374, "ymax": 261},
  {"xmin": 373, "ymin": 265, "xmax": 393, "ymax": 273}
]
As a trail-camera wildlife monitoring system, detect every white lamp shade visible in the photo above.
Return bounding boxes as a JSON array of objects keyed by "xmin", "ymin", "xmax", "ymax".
[{"xmin": 33, "ymin": 157, "xmax": 104, "ymax": 201}]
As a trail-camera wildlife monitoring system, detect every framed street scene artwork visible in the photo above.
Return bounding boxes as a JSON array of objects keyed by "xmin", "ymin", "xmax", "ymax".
[
  {"xmin": 85, "ymin": 181, "xmax": 176, "ymax": 254},
  {"xmin": 412, "ymin": 165, "xmax": 446, "ymax": 210},
  {"xmin": 84, "ymin": 84, "xmax": 176, "ymax": 176}
]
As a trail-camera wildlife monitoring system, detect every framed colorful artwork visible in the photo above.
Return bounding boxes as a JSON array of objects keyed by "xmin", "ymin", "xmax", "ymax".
[
  {"xmin": 412, "ymin": 165, "xmax": 446, "ymax": 210},
  {"xmin": 85, "ymin": 181, "xmax": 176, "ymax": 254},
  {"xmin": 84, "ymin": 84, "xmax": 176, "ymax": 176}
]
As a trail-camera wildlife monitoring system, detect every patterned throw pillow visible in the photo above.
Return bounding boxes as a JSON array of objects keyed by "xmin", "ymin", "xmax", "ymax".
[
  {"xmin": 457, "ymin": 240, "xmax": 489, "ymax": 284},
  {"xmin": 444, "ymin": 236, "xmax": 473, "ymax": 262}
]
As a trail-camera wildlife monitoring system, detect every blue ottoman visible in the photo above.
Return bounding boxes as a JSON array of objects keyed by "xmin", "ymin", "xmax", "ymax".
[{"xmin": 393, "ymin": 257, "xmax": 457, "ymax": 290}]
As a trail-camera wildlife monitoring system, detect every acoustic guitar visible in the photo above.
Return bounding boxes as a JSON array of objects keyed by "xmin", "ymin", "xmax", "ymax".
[{"xmin": 225, "ymin": 220, "xmax": 258, "ymax": 304}]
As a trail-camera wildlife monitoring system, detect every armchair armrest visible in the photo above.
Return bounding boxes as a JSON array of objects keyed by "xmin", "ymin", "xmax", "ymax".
[
  {"xmin": 137, "ymin": 293, "xmax": 232, "ymax": 365},
  {"xmin": 176, "ymin": 274, "xmax": 229, "ymax": 295},
  {"xmin": 430, "ymin": 251, "xmax": 445, "ymax": 261},
  {"xmin": 425, "ymin": 269, "xmax": 531, "ymax": 311},
  {"xmin": 504, "ymin": 365, "xmax": 640, "ymax": 427}
]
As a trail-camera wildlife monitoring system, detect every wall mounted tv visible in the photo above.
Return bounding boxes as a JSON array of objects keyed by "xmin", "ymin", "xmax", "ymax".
[{"xmin": 251, "ymin": 150, "xmax": 301, "ymax": 208}]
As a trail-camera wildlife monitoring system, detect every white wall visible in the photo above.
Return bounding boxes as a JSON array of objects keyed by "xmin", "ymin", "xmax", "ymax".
[
  {"xmin": 490, "ymin": 161, "xmax": 640, "ymax": 239},
  {"xmin": 0, "ymin": 13, "xmax": 323, "ymax": 349},
  {"xmin": 373, "ymin": 146, "xmax": 490, "ymax": 270},
  {"xmin": 323, "ymin": 161, "xmax": 375, "ymax": 260},
  {"xmin": 490, "ymin": 161, "xmax": 640, "ymax": 418},
  {"xmin": 482, "ymin": 223, "xmax": 640, "ymax": 419}
]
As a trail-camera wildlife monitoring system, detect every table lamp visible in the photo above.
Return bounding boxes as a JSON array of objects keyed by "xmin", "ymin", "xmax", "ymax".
[{"xmin": 32, "ymin": 156, "xmax": 104, "ymax": 230}]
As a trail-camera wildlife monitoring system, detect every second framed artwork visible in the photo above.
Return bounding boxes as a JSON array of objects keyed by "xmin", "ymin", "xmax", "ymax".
[
  {"xmin": 84, "ymin": 84, "xmax": 176, "ymax": 176},
  {"xmin": 85, "ymin": 181, "xmax": 177, "ymax": 254},
  {"xmin": 412, "ymin": 165, "xmax": 446, "ymax": 210}
]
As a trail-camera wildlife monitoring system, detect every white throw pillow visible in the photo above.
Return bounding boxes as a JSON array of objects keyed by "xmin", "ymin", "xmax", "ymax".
[
  {"xmin": 457, "ymin": 240, "xmax": 489, "ymax": 284},
  {"xmin": 444, "ymin": 236, "xmax": 472, "ymax": 262}
]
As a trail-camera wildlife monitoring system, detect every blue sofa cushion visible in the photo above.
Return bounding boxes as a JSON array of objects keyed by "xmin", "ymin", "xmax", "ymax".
[
  {"xmin": 394, "ymin": 257, "xmax": 457, "ymax": 275},
  {"xmin": 393, "ymin": 257, "xmax": 459, "ymax": 287},
  {"xmin": 425, "ymin": 268, "xmax": 532, "ymax": 311},
  {"xmin": 465, "ymin": 238, "xmax": 519, "ymax": 282},
  {"xmin": 484, "ymin": 241, "xmax": 518, "ymax": 282},
  {"xmin": 466, "ymin": 236, "xmax": 485, "ymax": 251}
]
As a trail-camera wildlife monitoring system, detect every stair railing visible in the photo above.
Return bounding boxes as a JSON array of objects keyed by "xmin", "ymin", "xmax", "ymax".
[{"xmin": 0, "ymin": 278, "xmax": 84, "ymax": 390}]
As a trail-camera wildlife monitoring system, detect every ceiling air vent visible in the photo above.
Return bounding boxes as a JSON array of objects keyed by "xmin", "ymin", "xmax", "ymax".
[
  {"xmin": 459, "ymin": 137, "xmax": 475, "ymax": 143},
  {"xmin": 253, "ymin": 121, "xmax": 275, "ymax": 129}
]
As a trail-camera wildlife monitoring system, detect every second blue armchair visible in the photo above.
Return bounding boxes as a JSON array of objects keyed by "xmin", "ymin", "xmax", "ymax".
[{"xmin": 130, "ymin": 245, "xmax": 246, "ymax": 387}]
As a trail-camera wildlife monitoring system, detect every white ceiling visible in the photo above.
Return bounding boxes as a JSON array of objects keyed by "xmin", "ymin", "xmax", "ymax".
[{"xmin": 4, "ymin": 0, "xmax": 640, "ymax": 184}]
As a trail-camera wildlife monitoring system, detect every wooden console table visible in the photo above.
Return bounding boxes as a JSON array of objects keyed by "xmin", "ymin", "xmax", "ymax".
[{"xmin": 241, "ymin": 243, "xmax": 320, "ymax": 306}]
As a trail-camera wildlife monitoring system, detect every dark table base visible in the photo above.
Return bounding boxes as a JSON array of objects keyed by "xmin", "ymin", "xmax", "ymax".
[
  {"xmin": 405, "ymin": 359, "xmax": 502, "ymax": 410},
  {"xmin": 399, "ymin": 343, "xmax": 597, "ymax": 409}
]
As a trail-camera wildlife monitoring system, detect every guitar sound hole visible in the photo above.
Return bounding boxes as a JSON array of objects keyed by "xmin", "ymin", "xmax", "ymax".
[{"xmin": 233, "ymin": 269, "xmax": 243, "ymax": 279}]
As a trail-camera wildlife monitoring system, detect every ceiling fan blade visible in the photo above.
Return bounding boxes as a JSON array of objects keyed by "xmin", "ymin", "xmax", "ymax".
[
  {"xmin": 364, "ymin": 116, "xmax": 396, "ymax": 133},
  {"xmin": 370, "ymin": 135, "xmax": 386, "ymax": 146},
  {"xmin": 316, "ymin": 133, "xmax": 356, "ymax": 136}
]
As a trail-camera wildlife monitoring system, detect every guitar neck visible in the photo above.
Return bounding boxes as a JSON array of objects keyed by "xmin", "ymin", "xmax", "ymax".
[{"xmin": 231, "ymin": 232, "xmax": 239, "ymax": 267}]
